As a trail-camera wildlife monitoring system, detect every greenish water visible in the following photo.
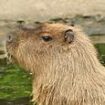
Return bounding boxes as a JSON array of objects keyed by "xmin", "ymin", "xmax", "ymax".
[
  {"xmin": 95, "ymin": 43, "xmax": 105, "ymax": 65},
  {"xmin": 0, "ymin": 43, "xmax": 104, "ymax": 105},
  {"xmin": 0, "ymin": 64, "xmax": 32, "ymax": 105},
  {"xmin": 0, "ymin": 65, "xmax": 32, "ymax": 99}
]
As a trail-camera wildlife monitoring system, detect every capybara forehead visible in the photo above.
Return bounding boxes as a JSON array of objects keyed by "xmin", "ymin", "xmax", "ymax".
[
  {"xmin": 42, "ymin": 23, "xmax": 72, "ymax": 32},
  {"xmin": 34, "ymin": 23, "xmax": 74, "ymax": 37}
]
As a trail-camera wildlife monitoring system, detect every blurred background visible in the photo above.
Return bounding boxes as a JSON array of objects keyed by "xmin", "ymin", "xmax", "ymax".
[{"xmin": 0, "ymin": 0, "xmax": 105, "ymax": 105}]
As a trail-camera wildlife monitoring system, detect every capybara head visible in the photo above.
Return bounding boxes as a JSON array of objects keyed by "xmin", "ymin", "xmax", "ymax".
[
  {"xmin": 6, "ymin": 23, "xmax": 105, "ymax": 105},
  {"xmin": 6, "ymin": 23, "xmax": 80, "ymax": 73}
]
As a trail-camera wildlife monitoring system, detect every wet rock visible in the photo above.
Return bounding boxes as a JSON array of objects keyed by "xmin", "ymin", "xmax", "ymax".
[{"xmin": 49, "ymin": 15, "xmax": 105, "ymax": 36}]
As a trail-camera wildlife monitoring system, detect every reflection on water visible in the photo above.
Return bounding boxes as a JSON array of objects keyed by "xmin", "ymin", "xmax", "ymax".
[{"xmin": 0, "ymin": 97, "xmax": 32, "ymax": 105}]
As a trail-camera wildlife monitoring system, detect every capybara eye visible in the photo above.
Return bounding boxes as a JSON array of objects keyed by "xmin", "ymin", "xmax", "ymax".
[
  {"xmin": 41, "ymin": 36, "xmax": 53, "ymax": 42},
  {"xmin": 64, "ymin": 29, "xmax": 74, "ymax": 43}
]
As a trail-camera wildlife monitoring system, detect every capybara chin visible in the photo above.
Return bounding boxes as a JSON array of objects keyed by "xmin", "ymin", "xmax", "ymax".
[{"xmin": 6, "ymin": 23, "xmax": 105, "ymax": 105}]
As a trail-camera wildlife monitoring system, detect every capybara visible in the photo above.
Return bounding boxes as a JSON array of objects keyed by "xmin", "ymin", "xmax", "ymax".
[{"xmin": 6, "ymin": 23, "xmax": 105, "ymax": 105}]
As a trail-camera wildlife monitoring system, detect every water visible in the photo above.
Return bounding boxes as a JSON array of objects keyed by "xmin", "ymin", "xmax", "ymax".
[
  {"xmin": 95, "ymin": 43, "xmax": 105, "ymax": 65},
  {"xmin": 0, "ymin": 64, "xmax": 32, "ymax": 105},
  {"xmin": 0, "ymin": 97, "xmax": 32, "ymax": 105}
]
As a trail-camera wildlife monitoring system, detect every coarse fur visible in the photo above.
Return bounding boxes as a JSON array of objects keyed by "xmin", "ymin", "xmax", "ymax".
[{"xmin": 6, "ymin": 23, "xmax": 105, "ymax": 105}]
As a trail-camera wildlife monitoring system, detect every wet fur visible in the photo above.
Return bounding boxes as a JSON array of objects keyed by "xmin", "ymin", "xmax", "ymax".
[{"xmin": 6, "ymin": 23, "xmax": 105, "ymax": 105}]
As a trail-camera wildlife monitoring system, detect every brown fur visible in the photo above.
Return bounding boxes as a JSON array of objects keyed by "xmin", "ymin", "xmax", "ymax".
[{"xmin": 6, "ymin": 23, "xmax": 105, "ymax": 105}]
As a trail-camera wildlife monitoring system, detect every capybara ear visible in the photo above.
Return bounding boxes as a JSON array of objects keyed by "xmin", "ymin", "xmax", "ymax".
[{"xmin": 64, "ymin": 29, "xmax": 74, "ymax": 43}]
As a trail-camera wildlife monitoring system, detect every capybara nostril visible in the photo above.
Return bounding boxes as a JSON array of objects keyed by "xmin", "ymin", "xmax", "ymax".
[
  {"xmin": 64, "ymin": 29, "xmax": 74, "ymax": 43},
  {"xmin": 7, "ymin": 34, "xmax": 13, "ymax": 42},
  {"xmin": 7, "ymin": 34, "xmax": 17, "ymax": 43}
]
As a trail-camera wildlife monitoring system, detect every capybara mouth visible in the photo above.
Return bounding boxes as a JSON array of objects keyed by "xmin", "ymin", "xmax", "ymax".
[
  {"xmin": 6, "ymin": 51, "xmax": 17, "ymax": 64},
  {"xmin": 6, "ymin": 52, "xmax": 13, "ymax": 64}
]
